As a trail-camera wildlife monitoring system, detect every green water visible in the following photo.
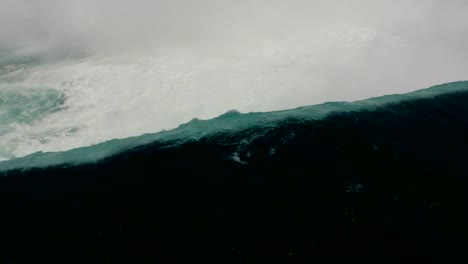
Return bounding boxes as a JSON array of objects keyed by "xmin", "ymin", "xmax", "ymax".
[
  {"xmin": 0, "ymin": 80, "xmax": 467, "ymax": 171},
  {"xmin": 0, "ymin": 87, "xmax": 65, "ymax": 127}
]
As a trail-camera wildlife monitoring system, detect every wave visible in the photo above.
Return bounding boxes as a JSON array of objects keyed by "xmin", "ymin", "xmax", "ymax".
[
  {"xmin": 1, "ymin": 80, "xmax": 467, "ymax": 171},
  {"xmin": 0, "ymin": 24, "xmax": 390, "ymax": 159},
  {"xmin": 1, "ymin": 16, "xmax": 467, "ymax": 160},
  {"xmin": 1, "ymin": 80, "xmax": 468, "ymax": 262}
]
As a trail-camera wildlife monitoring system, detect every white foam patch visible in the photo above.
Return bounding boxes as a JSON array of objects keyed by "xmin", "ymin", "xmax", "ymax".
[{"xmin": 0, "ymin": 17, "xmax": 466, "ymax": 159}]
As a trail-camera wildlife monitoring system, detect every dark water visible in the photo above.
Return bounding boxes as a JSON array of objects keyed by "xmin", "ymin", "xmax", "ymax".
[{"xmin": 1, "ymin": 86, "xmax": 468, "ymax": 263}]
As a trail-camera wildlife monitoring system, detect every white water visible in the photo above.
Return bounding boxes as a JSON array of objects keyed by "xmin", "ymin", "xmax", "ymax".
[{"xmin": 0, "ymin": 1, "xmax": 467, "ymax": 160}]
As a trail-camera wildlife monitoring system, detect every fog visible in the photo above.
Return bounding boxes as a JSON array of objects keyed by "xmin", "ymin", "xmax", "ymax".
[
  {"xmin": 1, "ymin": 0, "xmax": 467, "ymax": 99},
  {"xmin": 1, "ymin": 1, "xmax": 466, "ymax": 52}
]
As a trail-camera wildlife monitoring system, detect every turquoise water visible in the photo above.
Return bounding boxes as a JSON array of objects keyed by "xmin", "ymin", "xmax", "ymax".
[
  {"xmin": 0, "ymin": 53, "xmax": 66, "ymax": 128},
  {"xmin": 0, "ymin": 87, "xmax": 65, "ymax": 126},
  {"xmin": 1, "ymin": 80, "xmax": 467, "ymax": 171}
]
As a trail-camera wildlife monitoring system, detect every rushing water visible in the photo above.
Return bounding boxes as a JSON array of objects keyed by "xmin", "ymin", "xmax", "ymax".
[
  {"xmin": 1, "ymin": 84, "xmax": 468, "ymax": 263},
  {"xmin": 1, "ymin": 1, "xmax": 468, "ymax": 160}
]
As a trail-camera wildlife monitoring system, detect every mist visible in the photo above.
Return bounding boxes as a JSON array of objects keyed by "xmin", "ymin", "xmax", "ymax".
[
  {"xmin": 1, "ymin": 0, "xmax": 468, "ymax": 109},
  {"xmin": 2, "ymin": 1, "xmax": 466, "ymax": 79},
  {"xmin": 1, "ymin": 1, "xmax": 465, "ymax": 52}
]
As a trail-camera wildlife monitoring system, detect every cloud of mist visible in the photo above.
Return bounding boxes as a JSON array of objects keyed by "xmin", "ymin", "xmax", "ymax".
[
  {"xmin": 0, "ymin": 0, "xmax": 336, "ymax": 53},
  {"xmin": 1, "ymin": 0, "xmax": 464, "ymax": 53},
  {"xmin": 1, "ymin": 0, "xmax": 467, "ymax": 99},
  {"xmin": 0, "ymin": 0, "xmax": 467, "ymax": 90}
]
